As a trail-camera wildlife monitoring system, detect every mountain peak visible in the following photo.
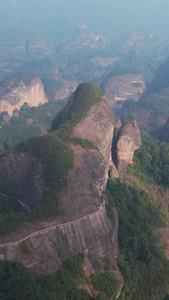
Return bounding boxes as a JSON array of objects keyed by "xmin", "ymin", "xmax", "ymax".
[{"xmin": 51, "ymin": 82, "xmax": 104, "ymax": 131}]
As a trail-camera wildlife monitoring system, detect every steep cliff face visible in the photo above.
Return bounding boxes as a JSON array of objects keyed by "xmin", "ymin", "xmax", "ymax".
[
  {"xmin": 0, "ymin": 73, "xmax": 48, "ymax": 116},
  {"xmin": 0, "ymin": 204, "xmax": 119, "ymax": 276},
  {"xmin": 0, "ymin": 82, "xmax": 122, "ymax": 286},
  {"xmin": 116, "ymin": 117, "xmax": 141, "ymax": 172},
  {"xmin": 72, "ymin": 96, "xmax": 118, "ymax": 188}
]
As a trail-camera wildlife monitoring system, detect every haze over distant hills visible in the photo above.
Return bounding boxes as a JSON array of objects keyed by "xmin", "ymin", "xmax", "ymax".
[
  {"xmin": 1, "ymin": 0, "xmax": 169, "ymax": 82},
  {"xmin": 1, "ymin": 0, "xmax": 169, "ymax": 34},
  {"xmin": 1, "ymin": 1, "xmax": 169, "ymax": 299}
]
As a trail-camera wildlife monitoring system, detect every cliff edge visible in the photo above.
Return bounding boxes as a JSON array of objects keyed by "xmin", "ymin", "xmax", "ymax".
[
  {"xmin": 0, "ymin": 71, "xmax": 48, "ymax": 116},
  {"xmin": 0, "ymin": 82, "xmax": 123, "ymax": 289}
]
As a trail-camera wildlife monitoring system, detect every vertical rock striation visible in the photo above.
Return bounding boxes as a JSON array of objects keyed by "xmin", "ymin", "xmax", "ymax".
[
  {"xmin": 116, "ymin": 116, "xmax": 141, "ymax": 172},
  {"xmin": 0, "ymin": 76, "xmax": 48, "ymax": 117}
]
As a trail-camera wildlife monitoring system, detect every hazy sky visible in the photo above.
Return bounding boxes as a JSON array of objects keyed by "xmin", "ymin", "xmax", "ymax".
[{"xmin": 1, "ymin": 0, "xmax": 169, "ymax": 37}]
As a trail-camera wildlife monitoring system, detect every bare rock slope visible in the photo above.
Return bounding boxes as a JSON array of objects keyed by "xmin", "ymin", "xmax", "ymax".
[{"xmin": 0, "ymin": 82, "xmax": 122, "ymax": 288}]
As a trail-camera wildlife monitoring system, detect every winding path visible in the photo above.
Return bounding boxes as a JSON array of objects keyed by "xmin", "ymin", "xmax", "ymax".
[
  {"xmin": 0, "ymin": 200, "xmax": 105, "ymax": 248},
  {"xmin": 18, "ymin": 200, "xmax": 31, "ymax": 212}
]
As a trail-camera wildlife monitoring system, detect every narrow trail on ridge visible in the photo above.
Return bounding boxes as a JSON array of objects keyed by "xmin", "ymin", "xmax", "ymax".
[{"xmin": 0, "ymin": 199, "xmax": 105, "ymax": 248}]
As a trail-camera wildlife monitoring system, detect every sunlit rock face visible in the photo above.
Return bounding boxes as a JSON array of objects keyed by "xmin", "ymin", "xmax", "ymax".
[
  {"xmin": 116, "ymin": 117, "xmax": 141, "ymax": 172},
  {"xmin": 0, "ymin": 76, "xmax": 48, "ymax": 117},
  {"xmin": 72, "ymin": 95, "xmax": 116, "ymax": 189}
]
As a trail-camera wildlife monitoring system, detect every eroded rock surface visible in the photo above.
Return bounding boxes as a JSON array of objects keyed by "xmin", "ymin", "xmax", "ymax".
[
  {"xmin": 0, "ymin": 77, "xmax": 48, "ymax": 116},
  {"xmin": 116, "ymin": 117, "xmax": 141, "ymax": 172},
  {"xmin": 0, "ymin": 205, "xmax": 119, "ymax": 276}
]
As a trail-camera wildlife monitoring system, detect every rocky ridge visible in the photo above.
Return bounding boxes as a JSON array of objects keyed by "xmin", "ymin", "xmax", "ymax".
[{"xmin": 0, "ymin": 83, "xmax": 123, "ymax": 291}]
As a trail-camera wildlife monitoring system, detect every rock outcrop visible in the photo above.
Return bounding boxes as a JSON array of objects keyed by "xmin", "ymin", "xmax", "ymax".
[
  {"xmin": 72, "ymin": 95, "xmax": 118, "ymax": 188},
  {"xmin": 0, "ymin": 72, "xmax": 48, "ymax": 116},
  {"xmin": 0, "ymin": 82, "xmax": 123, "ymax": 288},
  {"xmin": 116, "ymin": 116, "xmax": 141, "ymax": 172}
]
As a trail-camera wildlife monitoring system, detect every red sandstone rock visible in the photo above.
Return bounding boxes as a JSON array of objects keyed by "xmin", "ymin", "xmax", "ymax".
[{"xmin": 116, "ymin": 117, "xmax": 141, "ymax": 172}]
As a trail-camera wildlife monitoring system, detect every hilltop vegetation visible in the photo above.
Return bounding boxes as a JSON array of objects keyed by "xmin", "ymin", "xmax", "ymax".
[
  {"xmin": 51, "ymin": 82, "xmax": 104, "ymax": 131},
  {"xmin": 0, "ymin": 82, "xmax": 103, "ymax": 235}
]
